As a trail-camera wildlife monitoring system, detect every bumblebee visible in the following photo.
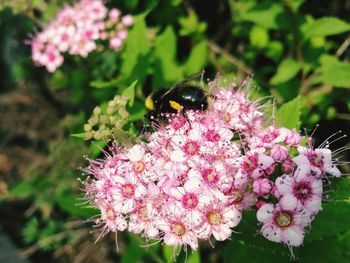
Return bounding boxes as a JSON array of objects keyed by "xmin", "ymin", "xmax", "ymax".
[{"xmin": 145, "ymin": 73, "xmax": 208, "ymax": 120}]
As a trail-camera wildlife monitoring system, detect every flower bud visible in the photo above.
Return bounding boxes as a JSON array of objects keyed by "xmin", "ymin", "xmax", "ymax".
[
  {"xmin": 285, "ymin": 129, "xmax": 301, "ymax": 145},
  {"xmin": 253, "ymin": 178, "xmax": 272, "ymax": 196},
  {"xmin": 122, "ymin": 15, "xmax": 134, "ymax": 26},
  {"xmin": 256, "ymin": 200, "xmax": 266, "ymax": 209},
  {"xmin": 282, "ymin": 159, "xmax": 294, "ymax": 174},
  {"xmin": 265, "ymin": 164, "xmax": 275, "ymax": 175},
  {"xmin": 271, "ymin": 185, "xmax": 281, "ymax": 199},
  {"xmin": 110, "ymin": 37, "xmax": 122, "ymax": 49},
  {"xmin": 270, "ymin": 144, "xmax": 288, "ymax": 161}
]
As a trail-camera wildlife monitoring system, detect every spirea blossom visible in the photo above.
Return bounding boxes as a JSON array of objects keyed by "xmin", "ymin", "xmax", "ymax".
[
  {"xmin": 82, "ymin": 76, "xmax": 344, "ymax": 253},
  {"xmin": 31, "ymin": 0, "xmax": 133, "ymax": 72}
]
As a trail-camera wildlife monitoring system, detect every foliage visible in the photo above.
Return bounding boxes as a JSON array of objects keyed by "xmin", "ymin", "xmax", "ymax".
[{"xmin": 0, "ymin": 0, "xmax": 349, "ymax": 262}]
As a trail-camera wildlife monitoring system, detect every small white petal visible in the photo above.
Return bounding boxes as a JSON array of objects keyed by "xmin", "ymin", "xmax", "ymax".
[
  {"xmin": 128, "ymin": 144, "xmax": 145, "ymax": 162},
  {"xmin": 170, "ymin": 150, "xmax": 186, "ymax": 162},
  {"xmin": 135, "ymin": 184, "xmax": 147, "ymax": 198},
  {"xmin": 261, "ymin": 225, "xmax": 281, "ymax": 243},
  {"xmin": 184, "ymin": 178, "xmax": 202, "ymax": 192},
  {"xmin": 279, "ymin": 194, "xmax": 298, "ymax": 211},
  {"xmin": 257, "ymin": 204, "xmax": 274, "ymax": 223},
  {"xmin": 259, "ymin": 154, "xmax": 274, "ymax": 169},
  {"xmin": 283, "ymin": 225, "xmax": 304, "ymax": 247},
  {"xmin": 121, "ymin": 199, "xmax": 134, "ymax": 213},
  {"xmin": 275, "ymin": 175, "xmax": 294, "ymax": 195}
]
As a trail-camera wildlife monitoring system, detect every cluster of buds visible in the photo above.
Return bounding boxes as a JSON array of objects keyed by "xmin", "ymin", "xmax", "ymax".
[
  {"xmin": 31, "ymin": 0, "xmax": 133, "ymax": 72},
  {"xmin": 84, "ymin": 95, "xmax": 129, "ymax": 140},
  {"xmin": 82, "ymin": 77, "xmax": 343, "ymax": 252}
]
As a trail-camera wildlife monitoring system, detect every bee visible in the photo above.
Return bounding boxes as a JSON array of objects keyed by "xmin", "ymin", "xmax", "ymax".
[{"xmin": 145, "ymin": 72, "xmax": 209, "ymax": 121}]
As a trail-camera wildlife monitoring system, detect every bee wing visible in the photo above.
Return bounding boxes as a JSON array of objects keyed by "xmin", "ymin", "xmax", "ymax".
[{"xmin": 159, "ymin": 71, "xmax": 204, "ymax": 100}]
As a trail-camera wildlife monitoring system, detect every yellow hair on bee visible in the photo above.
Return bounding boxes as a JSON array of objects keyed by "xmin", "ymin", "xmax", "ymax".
[
  {"xmin": 145, "ymin": 95, "xmax": 155, "ymax": 111},
  {"xmin": 169, "ymin": 100, "xmax": 183, "ymax": 111}
]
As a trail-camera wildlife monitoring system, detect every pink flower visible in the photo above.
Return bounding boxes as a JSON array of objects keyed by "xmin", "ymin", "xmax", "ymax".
[
  {"xmin": 257, "ymin": 200, "xmax": 310, "ymax": 247},
  {"xmin": 169, "ymin": 178, "xmax": 211, "ymax": 226},
  {"xmin": 111, "ymin": 172, "xmax": 147, "ymax": 214},
  {"xmin": 128, "ymin": 203, "xmax": 159, "ymax": 238},
  {"xmin": 40, "ymin": 45, "xmax": 64, "ymax": 72},
  {"xmin": 275, "ymin": 171, "xmax": 323, "ymax": 214},
  {"xmin": 241, "ymin": 152, "xmax": 275, "ymax": 179},
  {"xmin": 30, "ymin": 0, "xmax": 133, "ymax": 72},
  {"xmin": 100, "ymin": 205, "xmax": 128, "ymax": 232},
  {"xmin": 158, "ymin": 204, "xmax": 199, "ymax": 251},
  {"xmin": 196, "ymin": 203, "xmax": 242, "ymax": 241},
  {"xmin": 293, "ymin": 147, "xmax": 341, "ymax": 177},
  {"xmin": 225, "ymin": 185, "xmax": 258, "ymax": 210}
]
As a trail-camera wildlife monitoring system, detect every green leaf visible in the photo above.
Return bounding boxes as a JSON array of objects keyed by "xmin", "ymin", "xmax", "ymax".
[
  {"xmin": 307, "ymin": 201, "xmax": 350, "ymax": 240},
  {"xmin": 71, "ymin": 133, "xmax": 85, "ymax": 139},
  {"xmin": 249, "ymin": 26, "xmax": 269, "ymax": 48},
  {"xmin": 55, "ymin": 193, "xmax": 98, "ymax": 218},
  {"xmin": 302, "ymin": 17, "xmax": 350, "ymax": 39},
  {"xmin": 270, "ymin": 59, "xmax": 301, "ymax": 85},
  {"xmin": 90, "ymin": 79, "xmax": 119, "ymax": 89},
  {"xmin": 319, "ymin": 54, "xmax": 340, "ymax": 70},
  {"xmin": 128, "ymin": 99, "xmax": 147, "ymax": 122},
  {"xmin": 179, "ymin": 11, "xmax": 207, "ymax": 36},
  {"xmin": 163, "ymin": 245, "xmax": 175, "ymax": 262},
  {"xmin": 332, "ymin": 178, "xmax": 350, "ymax": 201},
  {"xmin": 223, "ymin": 211, "xmax": 290, "ymax": 263},
  {"xmin": 22, "ymin": 217, "xmax": 39, "ymax": 244},
  {"xmin": 300, "ymin": 237, "xmax": 349, "ymax": 263},
  {"xmin": 10, "ymin": 181, "xmax": 34, "ymax": 198},
  {"xmin": 185, "ymin": 40, "xmax": 207, "ymax": 75},
  {"xmin": 121, "ymin": 234, "xmax": 146, "ymax": 263},
  {"xmin": 119, "ymin": 15, "xmax": 151, "ymax": 85},
  {"xmin": 240, "ymin": 2, "xmax": 285, "ymax": 29},
  {"xmin": 88, "ymin": 140, "xmax": 107, "ymax": 158},
  {"xmin": 188, "ymin": 251, "xmax": 201, "ymax": 263},
  {"xmin": 152, "ymin": 26, "xmax": 183, "ymax": 89},
  {"xmin": 275, "ymin": 96, "xmax": 302, "ymax": 129},
  {"xmin": 122, "ymin": 80, "xmax": 137, "ymax": 106},
  {"xmin": 319, "ymin": 62, "xmax": 350, "ymax": 88},
  {"xmin": 265, "ymin": 41, "xmax": 283, "ymax": 61},
  {"xmin": 125, "ymin": 0, "xmax": 139, "ymax": 9}
]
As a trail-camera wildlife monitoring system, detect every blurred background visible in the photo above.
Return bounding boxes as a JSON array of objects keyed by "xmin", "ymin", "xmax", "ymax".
[{"xmin": 0, "ymin": 0, "xmax": 349, "ymax": 262}]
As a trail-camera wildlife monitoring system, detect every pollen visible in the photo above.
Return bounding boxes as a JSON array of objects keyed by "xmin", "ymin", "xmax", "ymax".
[
  {"xmin": 133, "ymin": 161, "xmax": 145, "ymax": 173},
  {"xmin": 138, "ymin": 206, "xmax": 149, "ymax": 221},
  {"xmin": 121, "ymin": 183, "xmax": 135, "ymax": 197},
  {"xmin": 182, "ymin": 193, "xmax": 199, "ymax": 209},
  {"xmin": 106, "ymin": 208, "xmax": 115, "ymax": 219},
  {"xmin": 222, "ymin": 113, "xmax": 231, "ymax": 123},
  {"xmin": 230, "ymin": 189, "xmax": 244, "ymax": 204},
  {"xmin": 172, "ymin": 222, "xmax": 186, "ymax": 236},
  {"xmin": 207, "ymin": 211, "xmax": 222, "ymax": 225},
  {"xmin": 183, "ymin": 141, "xmax": 200, "ymax": 155},
  {"xmin": 201, "ymin": 168, "xmax": 219, "ymax": 185},
  {"xmin": 275, "ymin": 211, "xmax": 292, "ymax": 228},
  {"xmin": 293, "ymin": 181, "xmax": 312, "ymax": 201}
]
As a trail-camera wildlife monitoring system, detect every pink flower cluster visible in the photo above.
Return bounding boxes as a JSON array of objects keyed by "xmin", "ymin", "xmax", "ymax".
[
  {"xmin": 31, "ymin": 0, "xmax": 133, "ymax": 72},
  {"xmin": 83, "ymin": 78, "xmax": 342, "ymax": 252}
]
